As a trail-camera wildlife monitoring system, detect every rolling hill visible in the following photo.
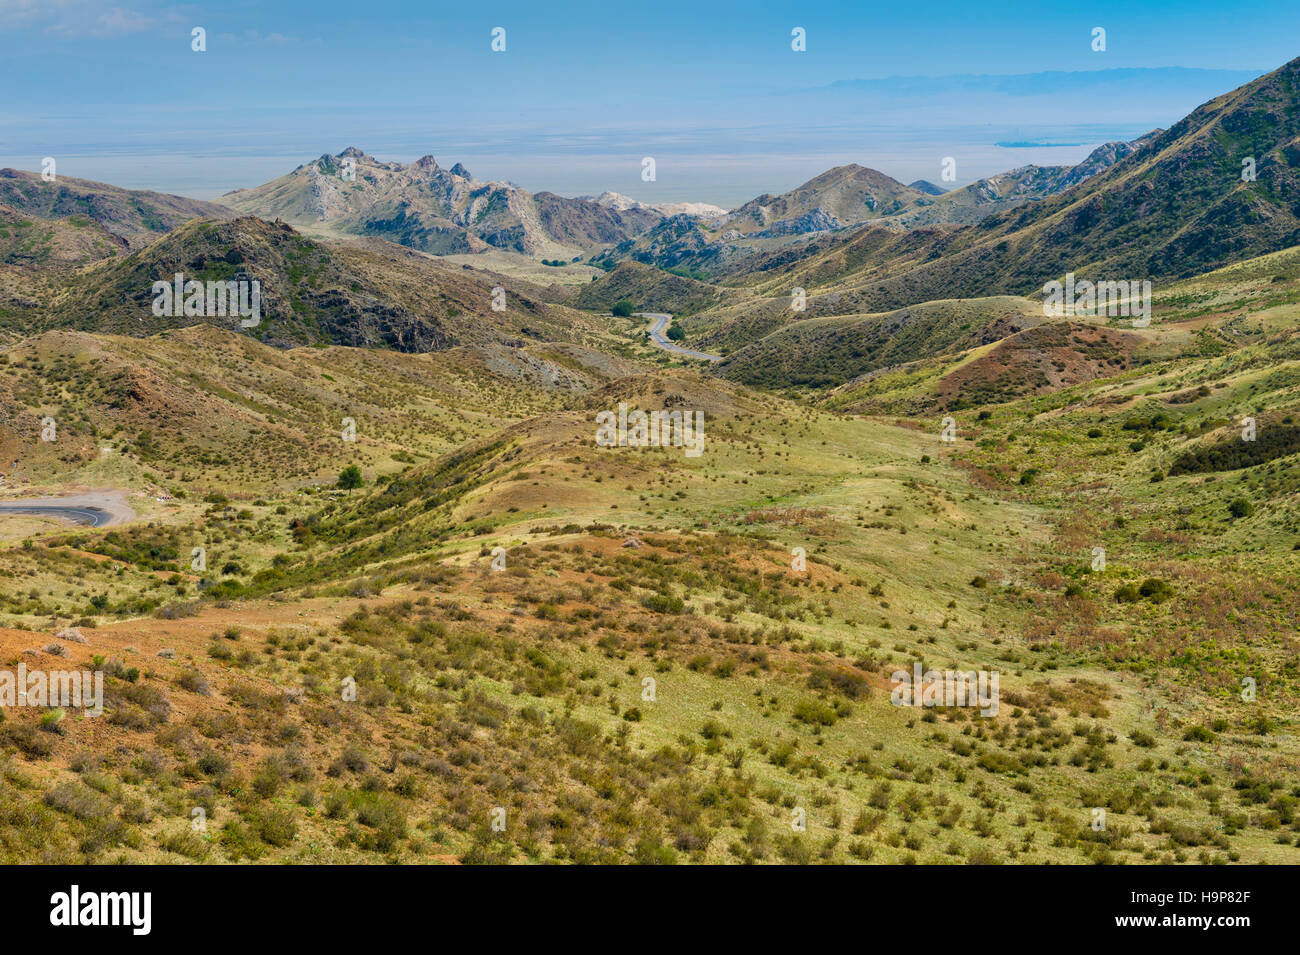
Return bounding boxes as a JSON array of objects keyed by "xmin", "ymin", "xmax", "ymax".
[
  {"xmin": 35, "ymin": 216, "xmax": 608, "ymax": 351},
  {"xmin": 0, "ymin": 168, "xmax": 235, "ymax": 251},
  {"xmin": 714, "ymin": 296, "xmax": 1044, "ymax": 388},
  {"xmin": 575, "ymin": 260, "xmax": 727, "ymax": 316}
]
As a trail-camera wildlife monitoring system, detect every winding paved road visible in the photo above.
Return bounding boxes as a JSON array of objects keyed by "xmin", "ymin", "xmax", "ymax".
[
  {"xmin": 0, "ymin": 504, "xmax": 115, "ymax": 527},
  {"xmin": 637, "ymin": 312, "xmax": 722, "ymax": 362},
  {"xmin": 0, "ymin": 491, "xmax": 135, "ymax": 528}
]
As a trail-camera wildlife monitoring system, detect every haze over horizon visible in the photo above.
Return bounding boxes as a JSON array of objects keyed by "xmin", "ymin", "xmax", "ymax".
[{"xmin": 1, "ymin": 0, "xmax": 1293, "ymax": 204}]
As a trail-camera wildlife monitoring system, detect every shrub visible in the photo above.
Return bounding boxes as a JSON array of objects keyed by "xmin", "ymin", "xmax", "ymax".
[
  {"xmin": 220, "ymin": 820, "xmax": 264, "ymax": 861},
  {"xmin": 253, "ymin": 807, "xmax": 298, "ymax": 847},
  {"xmin": 1114, "ymin": 583, "xmax": 1141, "ymax": 603},
  {"xmin": 44, "ymin": 782, "xmax": 111, "ymax": 820},
  {"xmin": 159, "ymin": 829, "xmax": 209, "ymax": 860},
  {"xmin": 1138, "ymin": 578, "xmax": 1173, "ymax": 602},
  {"xmin": 176, "ymin": 671, "xmax": 211, "ymax": 695},
  {"xmin": 807, "ymin": 667, "xmax": 870, "ymax": 699},
  {"xmin": 792, "ymin": 699, "xmax": 840, "ymax": 726},
  {"xmin": 641, "ymin": 594, "xmax": 684, "ymax": 614},
  {"xmin": 2, "ymin": 723, "xmax": 54, "ymax": 758}
]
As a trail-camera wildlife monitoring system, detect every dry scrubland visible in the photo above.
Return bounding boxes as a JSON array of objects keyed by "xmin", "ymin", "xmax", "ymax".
[
  {"xmin": 0, "ymin": 296, "xmax": 1297, "ymax": 864},
  {"xmin": 3, "ymin": 58, "xmax": 1300, "ymax": 863}
]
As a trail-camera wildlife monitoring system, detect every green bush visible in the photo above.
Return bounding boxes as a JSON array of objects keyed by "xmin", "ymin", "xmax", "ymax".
[
  {"xmin": 253, "ymin": 807, "xmax": 298, "ymax": 847},
  {"xmin": 1228, "ymin": 498, "xmax": 1254, "ymax": 520}
]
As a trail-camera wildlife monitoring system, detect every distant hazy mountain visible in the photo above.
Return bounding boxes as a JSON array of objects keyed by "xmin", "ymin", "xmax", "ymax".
[
  {"xmin": 881, "ymin": 133, "xmax": 1162, "ymax": 228},
  {"xmin": 719, "ymin": 164, "xmax": 927, "ymax": 236},
  {"xmin": 223, "ymin": 148, "xmax": 663, "ymax": 255},
  {"xmin": 0, "ymin": 168, "xmax": 234, "ymax": 251},
  {"xmin": 591, "ymin": 133, "xmax": 1156, "ymax": 274},
  {"xmin": 587, "ymin": 191, "xmax": 728, "ymax": 219},
  {"xmin": 731, "ymin": 54, "xmax": 1300, "ymax": 312},
  {"xmin": 589, "ymin": 165, "xmax": 933, "ymax": 273},
  {"xmin": 908, "ymin": 180, "xmax": 948, "ymax": 196}
]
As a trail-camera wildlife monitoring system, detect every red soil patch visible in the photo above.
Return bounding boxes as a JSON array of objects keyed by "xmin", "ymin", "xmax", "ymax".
[{"xmin": 936, "ymin": 322, "xmax": 1140, "ymax": 408}]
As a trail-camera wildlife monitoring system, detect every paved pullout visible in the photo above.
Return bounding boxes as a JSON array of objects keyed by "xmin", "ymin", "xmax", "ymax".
[
  {"xmin": 638, "ymin": 312, "xmax": 722, "ymax": 362},
  {"xmin": 0, "ymin": 490, "xmax": 136, "ymax": 528}
]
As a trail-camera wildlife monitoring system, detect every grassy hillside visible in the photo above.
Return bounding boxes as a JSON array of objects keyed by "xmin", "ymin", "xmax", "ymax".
[
  {"xmin": 714, "ymin": 297, "xmax": 1043, "ymax": 389},
  {"xmin": 37, "ymin": 217, "xmax": 608, "ymax": 352},
  {"xmin": 0, "ymin": 204, "xmax": 127, "ymax": 269},
  {"xmin": 575, "ymin": 260, "xmax": 728, "ymax": 316},
  {"xmin": 1, "ymin": 312, "xmax": 1296, "ymax": 863},
  {"xmin": 0, "ymin": 325, "xmax": 636, "ymax": 498},
  {"xmin": 707, "ymin": 57, "xmax": 1300, "ymax": 314}
]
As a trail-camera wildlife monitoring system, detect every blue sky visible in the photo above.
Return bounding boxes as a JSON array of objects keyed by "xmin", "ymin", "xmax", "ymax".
[{"xmin": 1, "ymin": 1, "xmax": 1295, "ymax": 205}]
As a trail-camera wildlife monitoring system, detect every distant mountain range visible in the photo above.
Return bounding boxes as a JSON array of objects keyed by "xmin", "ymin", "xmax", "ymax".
[
  {"xmin": 588, "ymin": 133, "xmax": 1159, "ymax": 273},
  {"xmin": 877, "ymin": 133, "xmax": 1163, "ymax": 229},
  {"xmin": 208, "ymin": 130, "xmax": 1162, "ymax": 263},
  {"xmin": 221, "ymin": 148, "xmax": 663, "ymax": 256},
  {"xmin": 0, "ymin": 128, "xmax": 1177, "ymax": 276},
  {"xmin": 725, "ymin": 53, "xmax": 1300, "ymax": 314},
  {"xmin": 583, "ymin": 191, "xmax": 728, "ymax": 220},
  {"xmin": 3, "ymin": 55, "xmax": 1300, "ymax": 370}
]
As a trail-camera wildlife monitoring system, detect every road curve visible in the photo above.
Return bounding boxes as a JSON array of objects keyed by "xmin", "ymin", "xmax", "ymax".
[
  {"xmin": 0, "ymin": 491, "xmax": 135, "ymax": 528},
  {"xmin": 637, "ymin": 312, "xmax": 722, "ymax": 362},
  {"xmin": 0, "ymin": 504, "xmax": 115, "ymax": 527}
]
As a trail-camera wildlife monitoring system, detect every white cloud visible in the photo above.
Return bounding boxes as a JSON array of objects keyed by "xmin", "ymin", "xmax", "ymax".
[
  {"xmin": 93, "ymin": 6, "xmax": 156, "ymax": 34},
  {"xmin": 0, "ymin": 0, "xmax": 164, "ymax": 36}
]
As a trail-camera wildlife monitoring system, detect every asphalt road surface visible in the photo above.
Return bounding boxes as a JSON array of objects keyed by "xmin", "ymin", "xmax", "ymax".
[
  {"xmin": 638, "ymin": 312, "xmax": 722, "ymax": 362},
  {"xmin": 0, "ymin": 504, "xmax": 115, "ymax": 527}
]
